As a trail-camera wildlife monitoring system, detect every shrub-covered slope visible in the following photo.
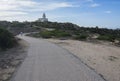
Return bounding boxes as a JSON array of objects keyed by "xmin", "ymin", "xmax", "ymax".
[{"xmin": 0, "ymin": 28, "xmax": 17, "ymax": 50}]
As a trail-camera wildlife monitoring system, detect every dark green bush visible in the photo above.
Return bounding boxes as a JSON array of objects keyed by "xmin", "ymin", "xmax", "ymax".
[
  {"xmin": 52, "ymin": 30, "xmax": 71, "ymax": 37},
  {"xmin": 0, "ymin": 28, "xmax": 17, "ymax": 50},
  {"xmin": 74, "ymin": 34, "xmax": 88, "ymax": 40},
  {"xmin": 40, "ymin": 31, "xmax": 53, "ymax": 38},
  {"xmin": 97, "ymin": 35, "xmax": 115, "ymax": 42},
  {"xmin": 39, "ymin": 29, "xmax": 71, "ymax": 38}
]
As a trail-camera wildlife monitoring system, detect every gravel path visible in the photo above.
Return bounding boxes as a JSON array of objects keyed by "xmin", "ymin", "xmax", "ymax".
[{"xmin": 11, "ymin": 35, "xmax": 105, "ymax": 81}]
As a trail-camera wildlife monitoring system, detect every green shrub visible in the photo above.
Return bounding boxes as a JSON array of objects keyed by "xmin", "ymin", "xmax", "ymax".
[
  {"xmin": 39, "ymin": 29, "xmax": 71, "ymax": 38},
  {"xmin": 74, "ymin": 34, "xmax": 88, "ymax": 40},
  {"xmin": 97, "ymin": 35, "xmax": 115, "ymax": 42},
  {"xmin": 0, "ymin": 28, "xmax": 17, "ymax": 50},
  {"xmin": 52, "ymin": 30, "xmax": 71, "ymax": 37},
  {"xmin": 40, "ymin": 31, "xmax": 53, "ymax": 38}
]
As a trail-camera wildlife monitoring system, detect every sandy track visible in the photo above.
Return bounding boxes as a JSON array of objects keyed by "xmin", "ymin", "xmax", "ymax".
[
  {"xmin": 11, "ymin": 35, "xmax": 105, "ymax": 81},
  {"xmin": 46, "ymin": 39, "xmax": 120, "ymax": 81}
]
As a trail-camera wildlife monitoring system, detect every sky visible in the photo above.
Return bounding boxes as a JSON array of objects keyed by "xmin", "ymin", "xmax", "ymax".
[{"xmin": 0, "ymin": 0, "xmax": 120, "ymax": 29}]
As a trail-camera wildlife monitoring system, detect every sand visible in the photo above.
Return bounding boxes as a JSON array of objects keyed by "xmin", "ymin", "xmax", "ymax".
[
  {"xmin": 0, "ymin": 38, "xmax": 28, "ymax": 81},
  {"xmin": 45, "ymin": 39, "xmax": 120, "ymax": 81}
]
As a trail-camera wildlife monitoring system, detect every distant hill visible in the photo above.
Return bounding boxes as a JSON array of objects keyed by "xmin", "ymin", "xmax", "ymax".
[{"xmin": 0, "ymin": 20, "xmax": 120, "ymax": 45}]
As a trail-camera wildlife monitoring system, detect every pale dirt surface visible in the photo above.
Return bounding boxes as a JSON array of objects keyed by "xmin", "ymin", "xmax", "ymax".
[
  {"xmin": 11, "ymin": 35, "xmax": 105, "ymax": 81},
  {"xmin": 0, "ymin": 38, "xmax": 28, "ymax": 81},
  {"xmin": 46, "ymin": 39, "xmax": 120, "ymax": 81}
]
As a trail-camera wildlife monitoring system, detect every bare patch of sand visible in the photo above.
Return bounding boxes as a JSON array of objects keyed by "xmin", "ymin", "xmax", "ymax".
[
  {"xmin": 46, "ymin": 39, "xmax": 120, "ymax": 81},
  {"xmin": 0, "ymin": 39, "xmax": 28, "ymax": 81}
]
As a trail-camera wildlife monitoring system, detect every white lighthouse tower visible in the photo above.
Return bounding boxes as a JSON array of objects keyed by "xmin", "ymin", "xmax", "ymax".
[{"xmin": 38, "ymin": 13, "xmax": 48, "ymax": 22}]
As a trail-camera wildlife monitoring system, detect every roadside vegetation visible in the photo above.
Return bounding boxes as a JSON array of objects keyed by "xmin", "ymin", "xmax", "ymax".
[
  {"xmin": 97, "ymin": 35, "xmax": 115, "ymax": 42},
  {"xmin": 37, "ymin": 30, "xmax": 71, "ymax": 38},
  {"xmin": 0, "ymin": 27, "xmax": 27, "ymax": 81},
  {"xmin": 0, "ymin": 21, "xmax": 120, "ymax": 45},
  {"xmin": 74, "ymin": 34, "xmax": 88, "ymax": 40},
  {"xmin": 0, "ymin": 28, "xmax": 17, "ymax": 50}
]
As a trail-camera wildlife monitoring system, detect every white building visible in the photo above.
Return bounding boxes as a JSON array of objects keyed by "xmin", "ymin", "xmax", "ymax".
[{"xmin": 37, "ymin": 13, "xmax": 48, "ymax": 22}]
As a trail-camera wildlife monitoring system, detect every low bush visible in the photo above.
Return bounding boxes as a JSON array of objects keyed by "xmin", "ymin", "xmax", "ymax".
[
  {"xmin": 74, "ymin": 34, "xmax": 88, "ymax": 40},
  {"xmin": 97, "ymin": 35, "xmax": 115, "ymax": 42},
  {"xmin": 53, "ymin": 30, "xmax": 71, "ymax": 37},
  {"xmin": 0, "ymin": 28, "xmax": 17, "ymax": 50},
  {"xmin": 40, "ymin": 31, "xmax": 53, "ymax": 38},
  {"xmin": 39, "ymin": 29, "xmax": 71, "ymax": 38}
]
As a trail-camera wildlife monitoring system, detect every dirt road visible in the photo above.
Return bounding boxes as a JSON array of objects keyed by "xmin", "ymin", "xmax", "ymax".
[{"xmin": 11, "ymin": 35, "xmax": 105, "ymax": 81}]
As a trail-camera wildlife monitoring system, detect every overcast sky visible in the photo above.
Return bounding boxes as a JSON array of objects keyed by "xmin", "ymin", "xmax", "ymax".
[{"xmin": 0, "ymin": 0, "xmax": 120, "ymax": 29}]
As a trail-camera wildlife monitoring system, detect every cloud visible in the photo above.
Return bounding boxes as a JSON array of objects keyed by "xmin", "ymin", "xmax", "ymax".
[
  {"xmin": 0, "ymin": 11, "xmax": 27, "ymax": 17},
  {"xmin": 90, "ymin": 3, "xmax": 100, "ymax": 7},
  {"xmin": 86, "ymin": 0, "xmax": 94, "ymax": 2},
  {"xmin": 29, "ymin": 2, "xmax": 75, "ymax": 11},
  {"xmin": 0, "ymin": 0, "xmax": 75, "ymax": 17},
  {"xmin": 0, "ymin": 0, "xmax": 37, "ymax": 11},
  {"xmin": 104, "ymin": 11, "xmax": 112, "ymax": 14},
  {"xmin": 84, "ymin": 0, "xmax": 100, "ymax": 8}
]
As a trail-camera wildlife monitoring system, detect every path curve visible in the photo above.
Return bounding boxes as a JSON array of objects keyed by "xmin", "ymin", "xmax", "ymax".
[{"xmin": 11, "ymin": 35, "xmax": 105, "ymax": 81}]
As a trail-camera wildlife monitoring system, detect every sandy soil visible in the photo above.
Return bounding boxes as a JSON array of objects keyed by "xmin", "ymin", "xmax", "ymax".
[
  {"xmin": 0, "ymin": 39, "xmax": 28, "ymax": 81},
  {"xmin": 46, "ymin": 39, "xmax": 120, "ymax": 81}
]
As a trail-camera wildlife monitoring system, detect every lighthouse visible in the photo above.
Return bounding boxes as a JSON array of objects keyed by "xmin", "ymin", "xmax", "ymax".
[{"xmin": 37, "ymin": 13, "xmax": 48, "ymax": 22}]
